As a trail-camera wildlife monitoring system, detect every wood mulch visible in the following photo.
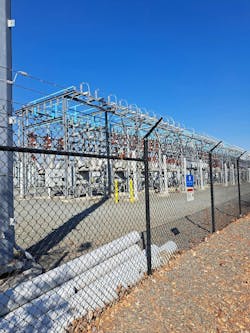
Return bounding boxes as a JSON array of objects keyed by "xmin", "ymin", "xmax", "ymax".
[{"xmin": 72, "ymin": 214, "xmax": 250, "ymax": 333}]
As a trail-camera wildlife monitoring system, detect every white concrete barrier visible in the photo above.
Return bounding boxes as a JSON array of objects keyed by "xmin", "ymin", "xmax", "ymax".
[
  {"xmin": 0, "ymin": 233, "xmax": 178, "ymax": 333},
  {"xmin": 160, "ymin": 241, "xmax": 178, "ymax": 261},
  {"xmin": 0, "ymin": 249, "xmax": 146, "ymax": 332},
  {"xmin": 0, "ymin": 231, "xmax": 140, "ymax": 316},
  {"xmin": 0, "ymin": 245, "xmax": 142, "ymax": 330}
]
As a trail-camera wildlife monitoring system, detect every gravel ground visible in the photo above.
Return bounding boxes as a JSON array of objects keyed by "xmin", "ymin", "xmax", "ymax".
[{"xmin": 72, "ymin": 214, "xmax": 250, "ymax": 333}]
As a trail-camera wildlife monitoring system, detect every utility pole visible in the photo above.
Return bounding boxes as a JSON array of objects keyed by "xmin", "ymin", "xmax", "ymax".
[{"xmin": 0, "ymin": 0, "xmax": 15, "ymax": 268}]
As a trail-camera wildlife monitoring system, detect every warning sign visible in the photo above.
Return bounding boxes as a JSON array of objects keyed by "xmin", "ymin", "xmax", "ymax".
[{"xmin": 187, "ymin": 188, "xmax": 194, "ymax": 201}]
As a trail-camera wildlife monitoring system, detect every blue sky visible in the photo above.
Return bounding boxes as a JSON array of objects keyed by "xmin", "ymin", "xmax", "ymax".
[{"xmin": 12, "ymin": 0, "xmax": 250, "ymax": 149}]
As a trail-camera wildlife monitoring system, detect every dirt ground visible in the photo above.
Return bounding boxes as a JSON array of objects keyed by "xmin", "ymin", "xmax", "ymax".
[{"xmin": 71, "ymin": 214, "xmax": 250, "ymax": 333}]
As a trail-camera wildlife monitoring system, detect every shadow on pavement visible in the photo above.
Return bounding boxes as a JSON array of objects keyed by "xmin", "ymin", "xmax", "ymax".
[{"xmin": 27, "ymin": 197, "xmax": 108, "ymax": 260}]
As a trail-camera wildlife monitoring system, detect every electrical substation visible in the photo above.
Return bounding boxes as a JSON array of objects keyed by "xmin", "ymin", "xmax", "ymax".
[{"xmin": 13, "ymin": 85, "xmax": 250, "ymax": 202}]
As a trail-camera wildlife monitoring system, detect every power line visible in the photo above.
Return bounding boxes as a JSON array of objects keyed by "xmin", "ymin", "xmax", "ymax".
[
  {"xmin": 0, "ymin": 64, "xmax": 70, "ymax": 90},
  {"xmin": 0, "ymin": 77, "xmax": 53, "ymax": 96},
  {"xmin": 0, "ymin": 97, "xmax": 28, "ymax": 107},
  {"xmin": 14, "ymin": 82, "xmax": 46, "ymax": 95}
]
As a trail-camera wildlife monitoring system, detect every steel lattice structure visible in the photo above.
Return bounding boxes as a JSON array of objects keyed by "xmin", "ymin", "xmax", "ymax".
[{"xmin": 13, "ymin": 84, "xmax": 250, "ymax": 198}]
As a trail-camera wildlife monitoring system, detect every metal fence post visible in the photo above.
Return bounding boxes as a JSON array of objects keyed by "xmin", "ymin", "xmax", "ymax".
[
  {"xmin": 143, "ymin": 137, "xmax": 152, "ymax": 275},
  {"xmin": 143, "ymin": 117, "xmax": 162, "ymax": 275},
  {"xmin": 209, "ymin": 141, "xmax": 222, "ymax": 233},
  {"xmin": 209, "ymin": 152, "xmax": 215, "ymax": 233},
  {"xmin": 237, "ymin": 151, "xmax": 246, "ymax": 217}
]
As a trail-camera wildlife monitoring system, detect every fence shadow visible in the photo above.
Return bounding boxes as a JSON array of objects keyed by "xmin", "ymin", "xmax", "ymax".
[
  {"xmin": 27, "ymin": 197, "xmax": 108, "ymax": 259},
  {"xmin": 241, "ymin": 199, "xmax": 250, "ymax": 207},
  {"xmin": 184, "ymin": 215, "xmax": 210, "ymax": 233},
  {"xmin": 215, "ymin": 207, "xmax": 238, "ymax": 218}
]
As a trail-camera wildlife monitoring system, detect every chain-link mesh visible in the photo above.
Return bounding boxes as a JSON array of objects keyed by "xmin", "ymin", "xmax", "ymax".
[
  {"xmin": 1, "ymin": 149, "xmax": 150, "ymax": 332},
  {"xmin": 239, "ymin": 159, "xmax": 250, "ymax": 215},
  {"xmin": 143, "ymin": 142, "xmax": 250, "ymax": 267},
  {"xmin": 0, "ymin": 88, "xmax": 249, "ymax": 332},
  {"xmin": 147, "ymin": 141, "xmax": 212, "ymax": 261}
]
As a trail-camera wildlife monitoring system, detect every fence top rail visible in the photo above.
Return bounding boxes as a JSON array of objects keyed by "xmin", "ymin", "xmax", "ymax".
[{"xmin": 0, "ymin": 145, "xmax": 144, "ymax": 162}]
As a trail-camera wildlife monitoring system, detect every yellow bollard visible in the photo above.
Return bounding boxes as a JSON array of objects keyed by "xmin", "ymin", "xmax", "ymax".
[
  {"xmin": 114, "ymin": 179, "xmax": 119, "ymax": 203},
  {"xmin": 129, "ymin": 178, "xmax": 135, "ymax": 203}
]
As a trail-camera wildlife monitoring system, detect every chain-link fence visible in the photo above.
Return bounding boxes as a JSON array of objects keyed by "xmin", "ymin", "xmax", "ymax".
[
  {"xmin": 0, "ymin": 87, "xmax": 250, "ymax": 332},
  {"xmin": 148, "ymin": 146, "xmax": 250, "ymax": 259}
]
